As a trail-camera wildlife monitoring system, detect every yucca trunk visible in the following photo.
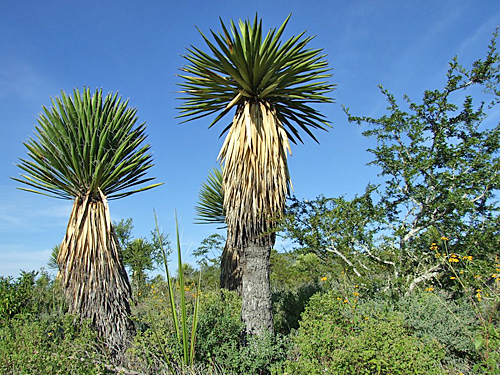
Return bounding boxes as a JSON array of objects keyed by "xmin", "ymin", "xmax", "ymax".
[
  {"xmin": 57, "ymin": 189, "xmax": 134, "ymax": 355},
  {"xmin": 219, "ymin": 101, "xmax": 291, "ymax": 336},
  {"xmin": 220, "ymin": 243, "xmax": 242, "ymax": 294}
]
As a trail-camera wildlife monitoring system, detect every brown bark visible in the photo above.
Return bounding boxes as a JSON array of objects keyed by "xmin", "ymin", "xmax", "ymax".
[
  {"xmin": 220, "ymin": 242, "xmax": 242, "ymax": 295},
  {"xmin": 57, "ymin": 191, "xmax": 135, "ymax": 360},
  {"xmin": 240, "ymin": 238, "xmax": 274, "ymax": 336}
]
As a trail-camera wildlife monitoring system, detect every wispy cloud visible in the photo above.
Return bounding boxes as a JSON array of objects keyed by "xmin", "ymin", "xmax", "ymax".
[
  {"xmin": 0, "ymin": 58, "xmax": 55, "ymax": 103},
  {"xmin": 0, "ymin": 245, "xmax": 54, "ymax": 277},
  {"xmin": 0, "ymin": 194, "xmax": 71, "ymax": 232}
]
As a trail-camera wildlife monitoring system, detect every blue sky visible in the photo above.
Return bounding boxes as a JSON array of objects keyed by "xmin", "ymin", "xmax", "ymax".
[{"xmin": 1, "ymin": 0, "xmax": 499, "ymax": 277}]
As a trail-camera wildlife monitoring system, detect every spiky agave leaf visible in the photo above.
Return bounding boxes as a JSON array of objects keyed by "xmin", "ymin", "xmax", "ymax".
[
  {"xmin": 178, "ymin": 15, "xmax": 334, "ymax": 246},
  {"xmin": 194, "ymin": 167, "xmax": 225, "ymax": 225},
  {"xmin": 178, "ymin": 14, "xmax": 334, "ymax": 144},
  {"xmin": 13, "ymin": 88, "xmax": 162, "ymax": 200}
]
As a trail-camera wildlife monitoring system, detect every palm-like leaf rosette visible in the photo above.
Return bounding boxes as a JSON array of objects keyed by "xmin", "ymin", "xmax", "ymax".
[
  {"xmin": 179, "ymin": 14, "xmax": 334, "ymax": 248},
  {"xmin": 14, "ymin": 88, "xmax": 161, "ymax": 200},
  {"xmin": 13, "ymin": 88, "xmax": 162, "ymax": 352},
  {"xmin": 195, "ymin": 167, "xmax": 225, "ymax": 226}
]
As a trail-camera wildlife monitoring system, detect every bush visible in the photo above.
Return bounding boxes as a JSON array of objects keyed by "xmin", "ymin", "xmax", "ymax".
[
  {"xmin": 272, "ymin": 282, "xmax": 320, "ymax": 335},
  {"xmin": 400, "ymin": 291, "xmax": 478, "ymax": 369},
  {"xmin": 130, "ymin": 288, "xmax": 288, "ymax": 374},
  {"xmin": 195, "ymin": 289, "xmax": 243, "ymax": 362},
  {"xmin": 0, "ymin": 312, "xmax": 108, "ymax": 374},
  {"xmin": 285, "ymin": 290, "xmax": 447, "ymax": 375}
]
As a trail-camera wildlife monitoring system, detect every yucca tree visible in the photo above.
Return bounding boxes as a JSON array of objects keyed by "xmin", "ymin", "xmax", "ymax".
[
  {"xmin": 13, "ymin": 88, "xmax": 162, "ymax": 355},
  {"xmin": 179, "ymin": 15, "xmax": 334, "ymax": 335},
  {"xmin": 194, "ymin": 167, "xmax": 242, "ymax": 294}
]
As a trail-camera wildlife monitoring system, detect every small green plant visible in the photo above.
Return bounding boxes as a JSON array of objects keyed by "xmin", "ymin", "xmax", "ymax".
[{"xmin": 149, "ymin": 211, "xmax": 201, "ymax": 371}]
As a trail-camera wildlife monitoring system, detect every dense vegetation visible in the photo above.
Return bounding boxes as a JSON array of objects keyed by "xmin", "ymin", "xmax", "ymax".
[{"xmin": 3, "ymin": 21, "xmax": 500, "ymax": 375}]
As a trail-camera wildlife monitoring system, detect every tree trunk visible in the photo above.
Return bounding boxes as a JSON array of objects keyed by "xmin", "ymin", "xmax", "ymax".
[
  {"xmin": 220, "ymin": 242, "xmax": 242, "ymax": 295},
  {"xmin": 240, "ymin": 239, "xmax": 274, "ymax": 336},
  {"xmin": 57, "ymin": 191, "xmax": 135, "ymax": 360}
]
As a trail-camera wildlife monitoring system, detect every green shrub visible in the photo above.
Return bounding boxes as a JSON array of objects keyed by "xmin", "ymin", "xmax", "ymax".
[
  {"xmin": 285, "ymin": 290, "xmax": 447, "ymax": 375},
  {"xmin": 400, "ymin": 291, "xmax": 478, "ymax": 368},
  {"xmin": 0, "ymin": 270, "xmax": 63, "ymax": 325},
  {"xmin": 272, "ymin": 282, "xmax": 320, "ymax": 335},
  {"xmin": 210, "ymin": 332, "xmax": 289, "ymax": 375},
  {"xmin": 195, "ymin": 289, "xmax": 243, "ymax": 362},
  {"xmin": 0, "ymin": 312, "xmax": 108, "ymax": 374}
]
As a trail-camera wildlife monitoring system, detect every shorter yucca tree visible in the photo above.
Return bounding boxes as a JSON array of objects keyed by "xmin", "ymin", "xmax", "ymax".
[{"xmin": 13, "ymin": 88, "xmax": 162, "ymax": 355}]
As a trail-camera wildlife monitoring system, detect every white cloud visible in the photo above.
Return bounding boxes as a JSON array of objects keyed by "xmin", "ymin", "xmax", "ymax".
[{"xmin": 0, "ymin": 197, "xmax": 71, "ymax": 232}]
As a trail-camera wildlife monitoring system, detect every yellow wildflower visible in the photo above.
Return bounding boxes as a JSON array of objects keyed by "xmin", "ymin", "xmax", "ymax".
[
  {"xmin": 426, "ymin": 287, "xmax": 434, "ymax": 292},
  {"xmin": 337, "ymin": 297, "xmax": 341, "ymax": 301},
  {"xmin": 440, "ymin": 236, "xmax": 449, "ymax": 241},
  {"xmin": 343, "ymin": 299, "xmax": 348, "ymax": 304},
  {"xmin": 450, "ymin": 276, "xmax": 456, "ymax": 280},
  {"xmin": 320, "ymin": 276, "xmax": 328, "ymax": 281},
  {"xmin": 462, "ymin": 255, "xmax": 473, "ymax": 261},
  {"xmin": 353, "ymin": 292, "xmax": 360, "ymax": 297}
]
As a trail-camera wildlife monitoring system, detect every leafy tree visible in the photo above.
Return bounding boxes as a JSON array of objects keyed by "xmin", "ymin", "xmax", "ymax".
[
  {"xmin": 284, "ymin": 31, "xmax": 500, "ymax": 296},
  {"xmin": 13, "ymin": 88, "xmax": 162, "ymax": 356},
  {"xmin": 193, "ymin": 233, "xmax": 225, "ymax": 291},
  {"xmin": 178, "ymin": 14, "xmax": 334, "ymax": 335},
  {"xmin": 113, "ymin": 218, "xmax": 170, "ymax": 298}
]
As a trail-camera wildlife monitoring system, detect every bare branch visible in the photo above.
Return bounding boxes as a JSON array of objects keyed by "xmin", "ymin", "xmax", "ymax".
[
  {"xmin": 405, "ymin": 264, "xmax": 443, "ymax": 296},
  {"xmin": 326, "ymin": 241, "xmax": 362, "ymax": 277}
]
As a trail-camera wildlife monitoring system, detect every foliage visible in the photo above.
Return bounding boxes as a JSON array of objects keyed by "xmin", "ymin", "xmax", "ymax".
[
  {"xmin": 13, "ymin": 88, "xmax": 162, "ymax": 200},
  {"xmin": 177, "ymin": 14, "xmax": 334, "ymax": 139},
  {"xmin": 0, "ymin": 313, "xmax": 109, "ymax": 375},
  {"xmin": 400, "ymin": 291, "xmax": 478, "ymax": 370},
  {"xmin": 147, "ymin": 212, "xmax": 201, "ymax": 370},
  {"xmin": 194, "ymin": 290, "xmax": 243, "ymax": 362},
  {"xmin": 285, "ymin": 290, "xmax": 447, "ymax": 375},
  {"xmin": 113, "ymin": 217, "xmax": 171, "ymax": 296},
  {"xmin": 0, "ymin": 270, "xmax": 59, "ymax": 323},
  {"xmin": 282, "ymin": 31, "xmax": 500, "ymax": 298},
  {"xmin": 195, "ymin": 167, "xmax": 225, "ymax": 226},
  {"xmin": 47, "ymin": 245, "xmax": 60, "ymax": 271},
  {"xmin": 211, "ymin": 332, "xmax": 289, "ymax": 375}
]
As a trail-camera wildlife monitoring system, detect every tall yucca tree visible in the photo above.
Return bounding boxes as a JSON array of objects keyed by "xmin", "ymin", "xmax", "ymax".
[
  {"xmin": 179, "ymin": 15, "xmax": 334, "ymax": 335},
  {"xmin": 194, "ymin": 167, "xmax": 242, "ymax": 294},
  {"xmin": 13, "ymin": 88, "xmax": 162, "ymax": 355}
]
